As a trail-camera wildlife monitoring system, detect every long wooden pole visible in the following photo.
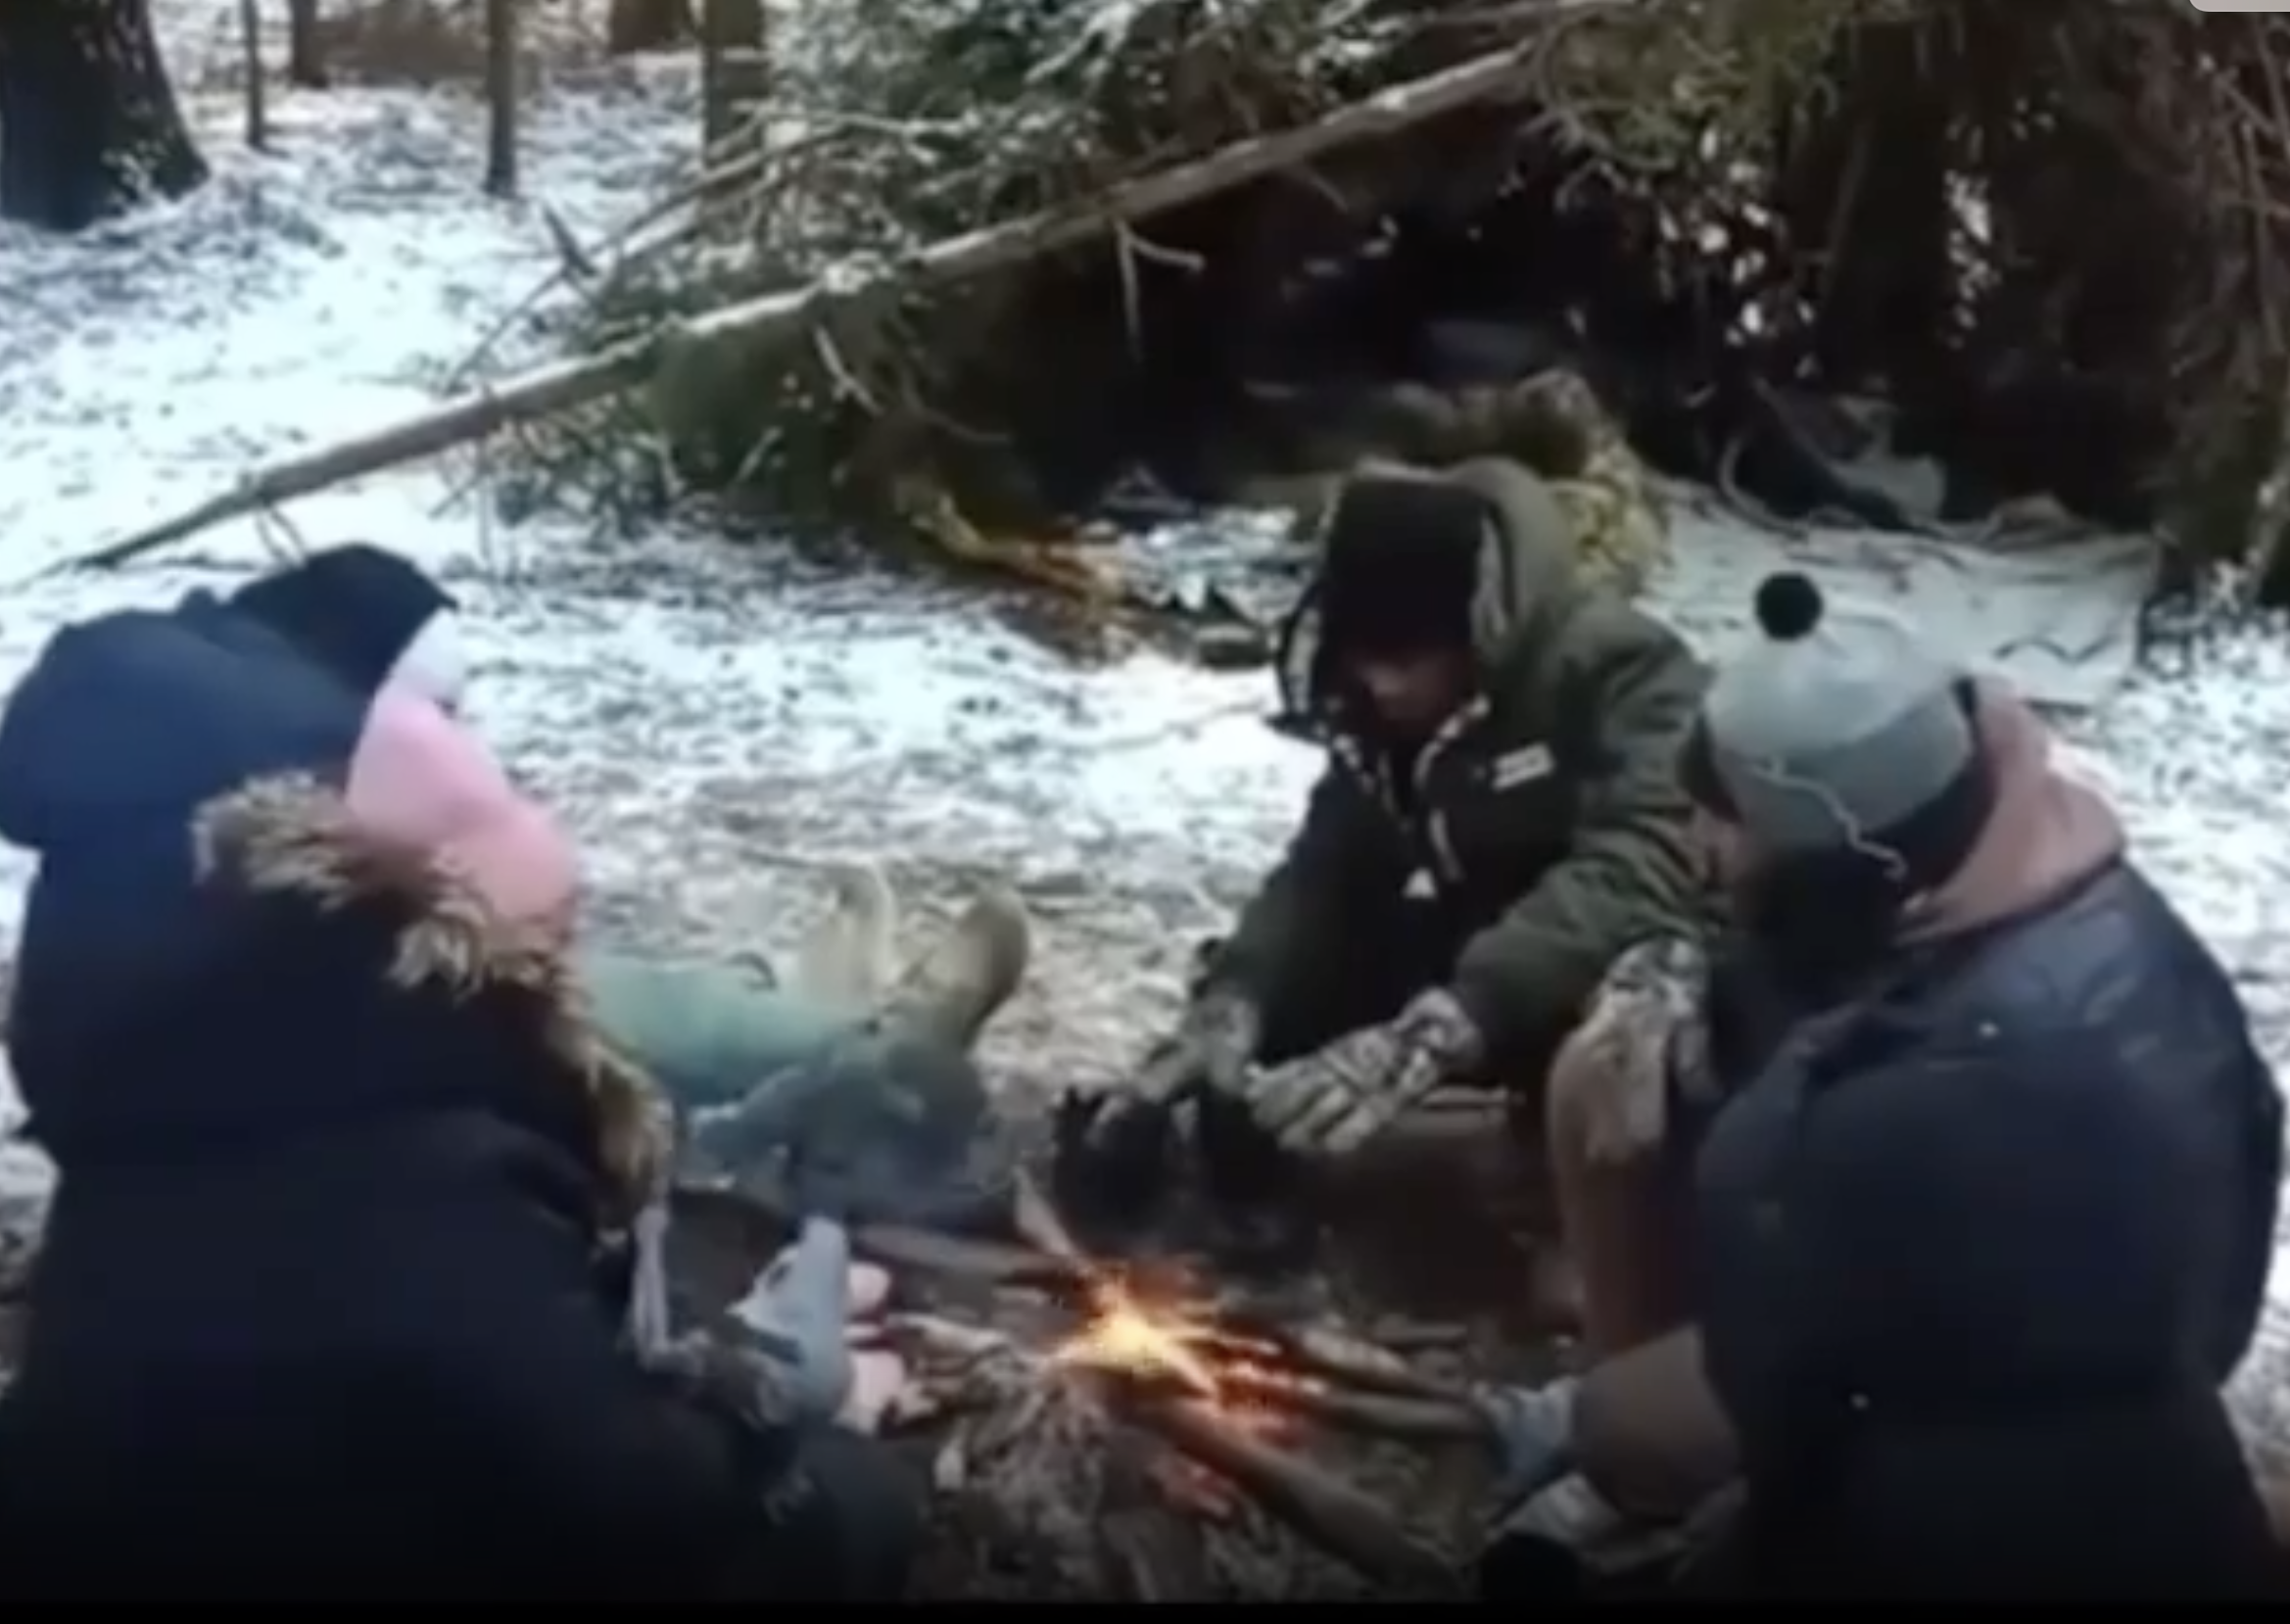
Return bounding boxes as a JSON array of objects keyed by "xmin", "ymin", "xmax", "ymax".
[{"xmin": 52, "ymin": 28, "xmax": 1590, "ymax": 578}]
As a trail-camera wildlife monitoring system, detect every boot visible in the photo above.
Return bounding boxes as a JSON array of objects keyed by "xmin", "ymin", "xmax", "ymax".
[
  {"xmin": 782, "ymin": 860, "xmax": 900, "ymax": 1009},
  {"xmin": 875, "ymin": 884, "xmax": 1031, "ymax": 1053},
  {"xmin": 684, "ymin": 884, "xmax": 1032, "ymax": 1230}
]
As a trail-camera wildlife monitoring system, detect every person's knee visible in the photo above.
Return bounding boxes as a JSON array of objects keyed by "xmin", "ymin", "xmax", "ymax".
[
  {"xmin": 1572, "ymin": 1328, "xmax": 1740, "ymax": 1519},
  {"xmin": 1541, "ymin": 1014, "xmax": 1606, "ymax": 1164}
]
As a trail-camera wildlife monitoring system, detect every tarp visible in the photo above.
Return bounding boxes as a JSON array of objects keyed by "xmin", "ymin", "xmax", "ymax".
[{"xmin": 1650, "ymin": 501, "xmax": 2164, "ymax": 713}]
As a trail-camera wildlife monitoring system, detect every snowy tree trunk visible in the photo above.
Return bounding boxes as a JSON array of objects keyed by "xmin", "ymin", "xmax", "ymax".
[
  {"xmin": 482, "ymin": 0, "xmax": 517, "ymax": 198},
  {"xmin": 0, "ymin": 0, "xmax": 208, "ymax": 233},
  {"xmin": 606, "ymin": 0, "xmax": 692, "ymax": 54},
  {"xmin": 286, "ymin": 0, "xmax": 327, "ymax": 88}
]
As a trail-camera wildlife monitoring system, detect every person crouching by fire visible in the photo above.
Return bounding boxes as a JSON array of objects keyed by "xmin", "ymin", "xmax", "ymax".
[
  {"xmin": 0, "ymin": 598, "xmax": 923, "ymax": 1600},
  {"xmin": 1477, "ymin": 573, "xmax": 2286, "ymax": 1600},
  {"xmin": 1097, "ymin": 457, "xmax": 1707, "ymax": 1263}
]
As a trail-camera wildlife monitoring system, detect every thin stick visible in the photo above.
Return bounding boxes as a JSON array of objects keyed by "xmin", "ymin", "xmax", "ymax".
[
  {"xmin": 1113, "ymin": 1384, "xmax": 1461, "ymax": 1595},
  {"xmin": 668, "ymin": 1181, "xmax": 1077, "ymax": 1289},
  {"xmin": 55, "ymin": 24, "xmax": 1619, "ymax": 577},
  {"xmin": 1224, "ymin": 1313, "xmax": 1487, "ymax": 1409},
  {"xmin": 852, "ymin": 1222, "xmax": 1072, "ymax": 1288},
  {"xmin": 1249, "ymin": 1379, "xmax": 1492, "ymax": 1446}
]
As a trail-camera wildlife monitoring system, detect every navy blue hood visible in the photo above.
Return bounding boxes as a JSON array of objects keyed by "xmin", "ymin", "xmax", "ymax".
[
  {"xmin": 228, "ymin": 545, "xmax": 453, "ymax": 699},
  {"xmin": 0, "ymin": 600, "xmax": 371, "ymax": 1156}
]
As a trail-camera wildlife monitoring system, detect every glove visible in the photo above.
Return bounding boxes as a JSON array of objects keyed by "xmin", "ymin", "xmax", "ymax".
[
  {"xmin": 732, "ymin": 1217, "xmax": 856, "ymax": 1423},
  {"xmin": 1242, "ymin": 988, "xmax": 1480, "ymax": 1159},
  {"xmin": 1132, "ymin": 983, "xmax": 1261, "ymax": 1106},
  {"xmin": 1477, "ymin": 1375, "xmax": 1581, "ymax": 1517},
  {"xmin": 1553, "ymin": 936, "xmax": 1708, "ymax": 1166}
]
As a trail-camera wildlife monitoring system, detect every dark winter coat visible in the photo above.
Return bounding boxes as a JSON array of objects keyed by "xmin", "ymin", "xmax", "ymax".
[
  {"xmin": 0, "ymin": 603, "xmax": 803, "ymax": 1601},
  {"xmin": 1217, "ymin": 456, "xmax": 1705, "ymax": 1082},
  {"xmin": 1693, "ymin": 813, "xmax": 2285, "ymax": 1600}
]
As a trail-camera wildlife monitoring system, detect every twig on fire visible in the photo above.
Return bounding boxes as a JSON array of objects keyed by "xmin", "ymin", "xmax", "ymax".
[
  {"xmin": 1231, "ymin": 1314, "xmax": 1490, "ymax": 1411},
  {"xmin": 1226, "ymin": 1372, "xmax": 1492, "ymax": 1447},
  {"xmin": 989, "ymin": 1170, "xmax": 1470, "ymax": 1590},
  {"xmin": 892, "ymin": 1311, "xmax": 1485, "ymax": 1449}
]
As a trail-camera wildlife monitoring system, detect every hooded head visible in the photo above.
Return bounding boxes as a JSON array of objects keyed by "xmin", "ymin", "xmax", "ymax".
[
  {"xmin": 1282, "ymin": 459, "xmax": 1579, "ymax": 738},
  {"xmin": 1681, "ymin": 571, "xmax": 1994, "ymax": 977},
  {"xmin": 0, "ymin": 604, "xmax": 653, "ymax": 1207},
  {"xmin": 229, "ymin": 544, "xmax": 466, "ymax": 711}
]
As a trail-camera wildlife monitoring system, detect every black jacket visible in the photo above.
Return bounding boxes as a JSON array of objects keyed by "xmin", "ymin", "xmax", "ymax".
[
  {"xmin": 0, "ymin": 601, "xmax": 788, "ymax": 1600},
  {"xmin": 1694, "ymin": 863, "xmax": 2284, "ymax": 1599}
]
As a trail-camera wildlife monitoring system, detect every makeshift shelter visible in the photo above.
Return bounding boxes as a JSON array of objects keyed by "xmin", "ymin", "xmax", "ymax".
[
  {"xmin": 74, "ymin": 0, "xmax": 2290, "ymax": 610},
  {"xmin": 498, "ymin": 0, "xmax": 2290, "ymax": 607}
]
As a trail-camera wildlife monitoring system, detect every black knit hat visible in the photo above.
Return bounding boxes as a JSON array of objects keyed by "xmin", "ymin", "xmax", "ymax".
[
  {"xmin": 228, "ymin": 544, "xmax": 457, "ymax": 700},
  {"xmin": 1316, "ymin": 475, "xmax": 1489, "ymax": 661}
]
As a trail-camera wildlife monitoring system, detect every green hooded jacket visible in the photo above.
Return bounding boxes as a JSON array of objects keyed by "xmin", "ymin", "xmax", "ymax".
[{"xmin": 1216, "ymin": 457, "xmax": 1706, "ymax": 1084}]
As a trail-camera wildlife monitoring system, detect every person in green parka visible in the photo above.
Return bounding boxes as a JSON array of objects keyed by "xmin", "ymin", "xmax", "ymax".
[
  {"xmin": 1092, "ymin": 459, "xmax": 1708, "ymax": 1258},
  {"xmin": 208, "ymin": 546, "xmax": 1014, "ymax": 1226}
]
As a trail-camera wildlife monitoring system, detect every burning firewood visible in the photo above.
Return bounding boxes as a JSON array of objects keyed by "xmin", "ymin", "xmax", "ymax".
[
  {"xmin": 873, "ymin": 1170, "xmax": 1455, "ymax": 1593},
  {"xmin": 1108, "ymin": 1388, "xmax": 1462, "ymax": 1594},
  {"xmin": 1039, "ymin": 1266, "xmax": 1463, "ymax": 1593},
  {"xmin": 663, "ymin": 1170, "xmax": 1483, "ymax": 1595},
  {"xmin": 1236, "ymin": 1314, "xmax": 1487, "ymax": 1410},
  {"xmin": 891, "ymin": 1287, "xmax": 1461, "ymax": 1597}
]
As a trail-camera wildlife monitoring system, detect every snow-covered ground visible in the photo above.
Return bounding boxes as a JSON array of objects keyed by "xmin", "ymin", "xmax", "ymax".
[
  {"xmin": 0, "ymin": 0, "xmax": 1312, "ymax": 1103},
  {"xmin": 5, "ymin": 0, "xmax": 2290, "ymax": 1451}
]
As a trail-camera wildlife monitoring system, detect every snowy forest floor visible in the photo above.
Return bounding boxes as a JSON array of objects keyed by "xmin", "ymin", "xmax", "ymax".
[{"xmin": 4, "ymin": 0, "xmax": 2290, "ymax": 1457}]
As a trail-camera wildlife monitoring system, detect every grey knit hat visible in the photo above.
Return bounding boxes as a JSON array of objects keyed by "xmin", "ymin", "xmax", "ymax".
[{"xmin": 1694, "ymin": 571, "xmax": 1976, "ymax": 855}]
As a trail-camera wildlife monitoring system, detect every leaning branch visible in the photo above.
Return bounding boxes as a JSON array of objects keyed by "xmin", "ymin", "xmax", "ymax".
[{"xmin": 60, "ymin": 30, "xmax": 1576, "ymax": 576}]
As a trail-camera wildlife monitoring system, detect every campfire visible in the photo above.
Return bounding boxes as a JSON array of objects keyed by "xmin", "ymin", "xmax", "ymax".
[
  {"xmin": 662, "ymin": 1171, "xmax": 1492, "ymax": 1597},
  {"xmin": 878, "ymin": 1174, "xmax": 1486, "ymax": 1597},
  {"xmin": 1047, "ymin": 1258, "xmax": 1309, "ymax": 1415}
]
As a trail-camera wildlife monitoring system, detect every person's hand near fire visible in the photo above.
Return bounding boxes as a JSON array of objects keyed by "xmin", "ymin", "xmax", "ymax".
[
  {"xmin": 1235, "ymin": 987, "xmax": 1485, "ymax": 1158},
  {"xmin": 1546, "ymin": 933, "xmax": 1712, "ymax": 1166},
  {"xmin": 1175, "ymin": 927, "xmax": 1704, "ymax": 1165},
  {"xmin": 1130, "ymin": 979, "xmax": 1262, "ymax": 1107},
  {"xmin": 732, "ymin": 1217, "xmax": 911, "ymax": 1434}
]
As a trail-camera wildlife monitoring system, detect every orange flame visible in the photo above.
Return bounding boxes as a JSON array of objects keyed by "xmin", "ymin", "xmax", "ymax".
[
  {"xmin": 1051, "ymin": 1286, "xmax": 1226, "ymax": 1398},
  {"xmin": 1048, "ymin": 1273, "xmax": 1318, "ymax": 1423}
]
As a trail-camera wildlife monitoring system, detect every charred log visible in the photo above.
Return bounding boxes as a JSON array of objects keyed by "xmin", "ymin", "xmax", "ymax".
[{"xmin": 0, "ymin": 0, "xmax": 207, "ymax": 233}]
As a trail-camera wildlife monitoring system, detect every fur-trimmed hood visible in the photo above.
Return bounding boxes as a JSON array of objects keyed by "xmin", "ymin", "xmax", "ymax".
[
  {"xmin": 0, "ymin": 603, "xmax": 667, "ymax": 1226},
  {"xmin": 12, "ymin": 770, "xmax": 669, "ymax": 1227},
  {"xmin": 1274, "ymin": 456, "xmax": 1584, "ymax": 729},
  {"xmin": 191, "ymin": 774, "xmax": 672, "ymax": 1219}
]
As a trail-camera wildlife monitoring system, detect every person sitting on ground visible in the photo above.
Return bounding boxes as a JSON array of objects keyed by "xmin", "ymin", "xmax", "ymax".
[
  {"xmin": 1100, "ymin": 458, "xmax": 1705, "ymax": 1260},
  {"xmin": 1479, "ymin": 573, "xmax": 2285, "ymax": 1600},
  {"xmin": 0, "ymin": 597, "xmax": 924, "ymax": 1600},
  {"xmin": 208, "ymin": 544, "xmax": 1012, "ymax": 1228}
]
